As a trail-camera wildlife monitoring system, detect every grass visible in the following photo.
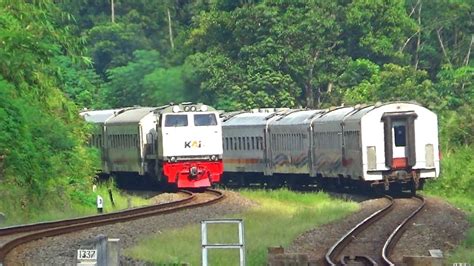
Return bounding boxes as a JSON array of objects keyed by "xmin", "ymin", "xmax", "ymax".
[
  {"xmin": 424, "ymin": 146, "xmax": 474, "ymax": 264},
  {"xmin": 0, "ymin": 180, "xmax": 150, "ymax": 227},
  {"xmin": 125, "ymin": 188, "xmax": 359, "ymax": 265}
]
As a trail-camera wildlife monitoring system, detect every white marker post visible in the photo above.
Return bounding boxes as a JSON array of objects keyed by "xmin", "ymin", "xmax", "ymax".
[{"xmin": 97, "ymin": 195, "xmax": 103, "ymax": 214}]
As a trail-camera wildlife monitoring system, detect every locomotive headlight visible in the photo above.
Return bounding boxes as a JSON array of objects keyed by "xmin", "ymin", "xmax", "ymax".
[
  {"xmin": 172, "ymin": 106, "xmax": 180, "ymax": 113},
  {"xmin": 170, "ymin": 156, "xmax": 177, "ymax": 162},
  {"xmin": 210, "ymin": 155, "xmax": 217, "ymax": 161},
  {"xmin": 184, "ymin": 106, "xmax": 190, "ymax": 111},
  {"xmin": 200, "ymin": 105, "xmax": 208, "ymax": 112},
  {"xmin": 190, "ymin": 106, "xmax": 197, "ymax": 111}
]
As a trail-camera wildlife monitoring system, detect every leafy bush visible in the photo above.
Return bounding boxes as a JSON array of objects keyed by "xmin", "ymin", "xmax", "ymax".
[{"xmin": 425, "ymin": 146, "xmax": 474, "ymax": 196}]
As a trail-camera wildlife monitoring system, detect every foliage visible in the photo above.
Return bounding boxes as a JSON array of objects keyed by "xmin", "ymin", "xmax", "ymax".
[
  {"xmin": 342, "ymin": 63, "xmax": 436, "ymax": 106},
  {"xmin": 0, "ymin": 1, "xmax": 97, "ymax": 222},
  {"xmin": 344, "ymin": 0, "xmax": 416, "ymax": 63},
  {"xmin": 104, "ymin": 50, "xmax": 162, "ymax": 107},
  {"xmin": 186, "ymin": 1, "xmax": 347, "ymax": 108},
  {"xmin": 87, "ymin": 22, "xmax": 152, "ymax": 77},
  {"xmin": 54, "ymin": 56, "xmax": 104, "ymax": 109},
  {"xmin": 426, "ymin": 146, "xmax": 474, "ymax": 196}
]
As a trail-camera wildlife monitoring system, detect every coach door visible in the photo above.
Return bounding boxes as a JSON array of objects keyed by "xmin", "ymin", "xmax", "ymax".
[
  {"xmin": 392, "ymin": 120, "xmax": 408, "ymax": 168},
  {"xmin": 382, "ymin": 112, "xmax": 417, "ymax": 170}
]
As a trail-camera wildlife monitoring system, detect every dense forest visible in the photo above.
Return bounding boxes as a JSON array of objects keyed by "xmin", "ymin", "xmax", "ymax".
[{"xmin": 0, "ymin": 0, "xmax": 472, "ymax": 219}]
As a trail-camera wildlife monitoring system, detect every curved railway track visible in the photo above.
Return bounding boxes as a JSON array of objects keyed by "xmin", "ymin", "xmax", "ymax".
[
  {"xmin": 0, "ymin": 189, "xmax": 224, "ymax": 264},
  {"xmin": 325, "ymin": 194, "xmax": 425, "ymax": 266}
]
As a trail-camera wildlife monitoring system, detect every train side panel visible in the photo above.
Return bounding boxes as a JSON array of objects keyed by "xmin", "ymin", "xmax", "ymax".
[
  {"xmin": 105, "ymin": 110, "xmax": 156, "ymax": 175},
  {"xmin": 222, "ymin": 111, "xmax": 286, "ymax": 175},
  {"xmin": 269, "ymin": 110, "xmax": 321, "ymax": 175},
  {"xmin": 223, "ymin": 125, "xmax": 267, "ymax": 173},
  {"xmin": 311, "ymin": 108, "xmax": 355, "ymax": 178}
]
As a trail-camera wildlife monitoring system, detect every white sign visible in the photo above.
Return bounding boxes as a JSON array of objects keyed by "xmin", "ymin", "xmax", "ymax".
[
  {"xmin": 77, "ymin": 249, "xmax": 97, "ymax": 261},
  {"xmin": 96, "ymin": 195, "xmax": 103, "ymax": 208}
]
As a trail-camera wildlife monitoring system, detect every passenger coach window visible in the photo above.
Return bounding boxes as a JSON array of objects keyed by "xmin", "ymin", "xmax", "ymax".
[
  {"xmin": 394, "ymin": 125, "xmax": 406, "ymax": 146},
  {"xmin": 194, "ymin": 114, "xmax": 217, "ymax": 126},
  {"xmin": 165, "ymin": 115, "xmax": 188, "ymax": 127}
]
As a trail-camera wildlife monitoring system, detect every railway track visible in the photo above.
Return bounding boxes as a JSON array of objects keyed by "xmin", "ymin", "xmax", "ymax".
[
  {"xmin": 0, "ymin": 189, "xmax": 224, "ymax": 264},
  {"xmin": 325, "ymin": 194, "xmax": 425, "ymax": 266}
]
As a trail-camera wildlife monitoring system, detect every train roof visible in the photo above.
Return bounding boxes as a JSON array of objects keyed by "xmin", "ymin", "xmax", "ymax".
[
  {"xmin": 222, "ymin": 111, "xmax": 281, "ymax": 126},
  {"xmin": 80, "ymin": 109, "xmax": 121, "ymax": 124},
  {"xmin": 105, "ymin": 107, "xmax": 156, "ymax": 125},
  {"xmin": 342, "ymin": 101, "xmax": 428, "ymax": 122},
  {"xmin": 272, "ymin": 109, "xmax": 325, "ymax": 125},
  {"xmin": 312, "ymin": 107, "xmax": 355, "ymax": 123}
]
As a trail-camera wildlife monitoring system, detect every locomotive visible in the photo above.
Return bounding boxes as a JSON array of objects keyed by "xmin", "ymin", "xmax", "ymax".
[
  {"xmin": 80, "ymin": 103, "xmax": 223, "ymax": 189},
  {"xmin": 221, "ymin": 102, "xmax": 440, "ymax": 193}
]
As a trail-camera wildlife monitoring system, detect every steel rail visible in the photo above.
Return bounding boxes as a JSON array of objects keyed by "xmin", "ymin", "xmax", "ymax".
[
  {"xmin": 325, "ymin": 195, "xmax": 394, "ymax": 266},
  {"xmin": 0, "ymin": 190, "xmax": 194, "ymax": 237},
  {"xmin": 0, "ymin": 189, "xmax": 224, "ymax": 264},
  {"xmin": 381, "ymin": 195, "xmax": 425, "ymax": 266}
]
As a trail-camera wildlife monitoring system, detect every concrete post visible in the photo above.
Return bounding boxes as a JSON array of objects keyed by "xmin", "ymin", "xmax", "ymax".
[
  {"xmin": 95, "ymin": 234, "xmax": 107, "ymax": 266},
  {"xmin": 76, "ymin": 235, "xmax": 120, "ymax": 266},
  {"xmin": 0, "ymin": 212, "xmax": 6, "ymax": 224},
  {"xmin": 107, "ymin": 238, "xmax": 120, "ymax": 266}
]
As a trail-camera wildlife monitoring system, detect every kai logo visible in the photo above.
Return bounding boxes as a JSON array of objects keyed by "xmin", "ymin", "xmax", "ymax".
[{"xmin": 184, "ymin": 140, "xmax": 202, "ymax": 148}]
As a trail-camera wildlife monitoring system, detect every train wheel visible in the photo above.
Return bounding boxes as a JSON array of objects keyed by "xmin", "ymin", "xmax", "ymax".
[
  {"xmin": 266, "ymin": 176, "xmax": 281, "ymax": 190},
  {"xmin": 409, "ymin": 181, "xmax": 417, "ymax": 196}
]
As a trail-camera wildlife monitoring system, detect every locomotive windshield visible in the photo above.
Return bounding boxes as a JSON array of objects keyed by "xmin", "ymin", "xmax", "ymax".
[
  {"xmin": 165, "ymin": 114, "xmax": 188, "ymax": 127},
  {"xmin": 194, "ymin": 113, "xmax": 217, "ymax": 126}
]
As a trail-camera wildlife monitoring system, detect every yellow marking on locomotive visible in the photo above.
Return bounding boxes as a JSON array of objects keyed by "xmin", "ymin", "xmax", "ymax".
[{"xmin": 184, "ymin": 140, "xmax": 202, "ymax": 148}]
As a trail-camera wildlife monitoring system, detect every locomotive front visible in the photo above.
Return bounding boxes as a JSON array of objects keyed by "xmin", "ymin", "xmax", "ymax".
[{"xmin": 155, "ymin": 103, "xmax": 223, "ymax": 188}]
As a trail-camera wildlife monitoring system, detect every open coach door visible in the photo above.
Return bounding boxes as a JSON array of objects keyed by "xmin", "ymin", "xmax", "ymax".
[{"xmin": 382, "ymin": 111, "xmax": 419, "ymax": 192}]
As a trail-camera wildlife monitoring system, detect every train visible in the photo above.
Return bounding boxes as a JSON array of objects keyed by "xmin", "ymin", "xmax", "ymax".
[
  {"xmin": 80, "ymin": 103, "xmax": 223, "ymax": 189},
  {"xmin": 221, "ymin": 102, "xmax": 440, "ymax": 193}
]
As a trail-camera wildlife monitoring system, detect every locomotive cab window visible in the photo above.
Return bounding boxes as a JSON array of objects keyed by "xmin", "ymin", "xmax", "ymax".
[
  {"xmin": 165, "ymin": 114, "xmax": 188, "ymax": 127},
  {"xmin": 394, "ymin": 125, "xmax": 406, "ymax": 147},
  {"xmin": 194, "ymin": 113, "xmax": 217, "ymax": 126}
]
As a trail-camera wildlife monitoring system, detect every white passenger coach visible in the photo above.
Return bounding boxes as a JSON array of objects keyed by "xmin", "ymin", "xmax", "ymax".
[{"xmin": 222, "ymin": 102, "xmax": 440, "ymax": 192}]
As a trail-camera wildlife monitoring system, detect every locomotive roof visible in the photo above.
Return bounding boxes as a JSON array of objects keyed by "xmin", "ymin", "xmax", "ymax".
[
  {"xmin": 80, "ymin": 109, "xmax": 121, "ymax": 124},
  {"xmin": 106, "ymin": 107, "xmax": 156, "ymax": 124},
  {"xmin": 153, "ymin": 103, "xmax": 216, "ymax": 114}
]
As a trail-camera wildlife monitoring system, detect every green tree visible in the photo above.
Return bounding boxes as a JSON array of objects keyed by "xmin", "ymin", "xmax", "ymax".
[
  {"xmin": 104, "ymin": 50, "xmax": 162, "ymax": 107},
  {"xmin": 87, "ymin": 22, "xmax": 152, "ymax": 77},
  {"xmin": 343, "ymin": 64, "xmax": 436, "ymax": 107},
  {"xmin": 0, "ymin": 1, "xmax": 96, "ymax": 215},
  {"xmin": 344, "ymin": 0, "xmax": 416, "ymax": 63},
  {"xmin": 186, "ymin": 1, "xmax": 346, "ymax": 109}
]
